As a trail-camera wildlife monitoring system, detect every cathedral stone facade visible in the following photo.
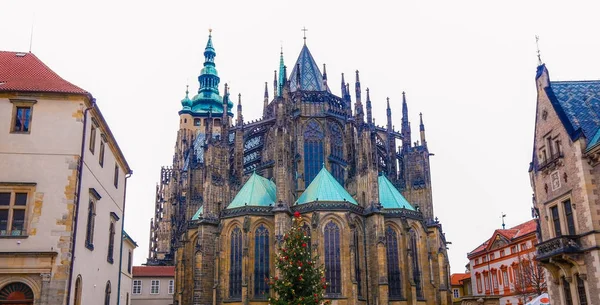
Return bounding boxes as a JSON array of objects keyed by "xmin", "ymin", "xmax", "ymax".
[{"xmin": 147, "ymin": 31, "xmax": 452, "ymax": 305}]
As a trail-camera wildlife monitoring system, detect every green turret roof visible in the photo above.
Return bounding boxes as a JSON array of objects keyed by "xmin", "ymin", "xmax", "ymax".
[
  {"xmin": 378, "ymin": 175, "xmax": 415, "ymax": 210},
  {"xmin": 296, "ymin": 166, "xmax": 357, "ymax": 205},
  {"xmin": 191, "ymin": 206, "xmax": 204, "ymax": 220},
  {"xmin": 226, "ymin": 172, "xmax": 276, "ymax": 209}
]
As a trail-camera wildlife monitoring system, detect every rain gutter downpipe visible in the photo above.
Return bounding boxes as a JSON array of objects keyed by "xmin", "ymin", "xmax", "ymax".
[{"xmin": 117, "ymin": 171, "xmax": 132, "ymax": 305}]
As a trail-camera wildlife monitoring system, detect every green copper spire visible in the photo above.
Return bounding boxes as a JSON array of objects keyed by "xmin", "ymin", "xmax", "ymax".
[
  {"xmin": 278, "ymin": 47, "xmax": 285, "ymax": 97},
  {"xmin": 184, "ymin": 29, "xmax": 233, "ymax": 117}
]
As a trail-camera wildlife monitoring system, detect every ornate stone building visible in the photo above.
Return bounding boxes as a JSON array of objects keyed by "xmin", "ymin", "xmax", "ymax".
[
  {"xmin": 148, "ymin": 31, "xmax": 452, "ymax": 305},
  {"xmin": 529, "ymin": 61, "xmax": 600, "ymax": 305}
]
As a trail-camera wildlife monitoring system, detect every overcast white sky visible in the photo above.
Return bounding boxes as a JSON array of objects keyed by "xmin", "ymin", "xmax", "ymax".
[{"xmin": 3, "ymin": 0, "xmax": 600, "ymax": 273}]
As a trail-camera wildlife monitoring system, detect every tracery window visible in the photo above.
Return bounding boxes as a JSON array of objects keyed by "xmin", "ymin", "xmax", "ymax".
[
  {"xmin": 304, "ymin": 120, "xmax": 324, "ymax": 187},
  {"xmin": 410, "ymin": 230, "xmax": 423, "ymax": 299},
  {"xmin": 229, "ymin": 227, "xmax": 243, "ymax": 299},
  {"xmin": 324, "ymin": 221, "xmax": 341, "ymax": 295},
  {"xmin": 386, "ymin": 226, "xmax": 403, "ymax": 299},
  {"xmin": 254, "ymin": 225, "xmax": 270, "ymax": 298},
  {"xmin": 353, "ymin": 229, "xmax": 363, "ymax": 298},
  {"xmin": 329, "ymin": 122, "xmax": 344, "ymax": 185}
]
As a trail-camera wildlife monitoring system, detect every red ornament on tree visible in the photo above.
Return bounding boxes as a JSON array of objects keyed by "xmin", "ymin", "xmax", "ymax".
[{"xmin": 294, "ymin": 211, "xmax": 301, "ymax": 218}]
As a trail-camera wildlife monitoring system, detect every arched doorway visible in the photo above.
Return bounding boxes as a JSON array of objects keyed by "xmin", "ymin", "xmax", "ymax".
[{"xmin": 0, "ymin": 282, "xmax": 34, "ymax": 304}]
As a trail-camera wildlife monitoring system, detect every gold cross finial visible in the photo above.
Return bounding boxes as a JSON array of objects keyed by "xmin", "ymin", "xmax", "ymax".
[
  {"xmin": 301, "ymin": 26, "xmax": 308, "ymax": 44},
  {"xmin": 535, "ymin": 35, "xmax": 542, "ymax": 65}
]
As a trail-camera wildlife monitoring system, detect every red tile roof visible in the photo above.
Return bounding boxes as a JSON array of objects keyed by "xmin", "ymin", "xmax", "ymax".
[
  {"xmin": 0, "ymin": 51, "xmax": 88, "ymax": 95},
  {"xmin": 132, "ymin": 266, "xmax": 175, "ymax": 277},
  {"xmin": 468, "ymin": 219, "xmax": 537, "ymax": 256},
  {"xmin": 451, "ymin": 273, "xmax": 470, "ymax": 286}
]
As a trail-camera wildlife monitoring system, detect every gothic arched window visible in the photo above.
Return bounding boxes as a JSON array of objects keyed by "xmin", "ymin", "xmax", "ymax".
[
  {"xmin": 229, "ymin": 227, "xmax": 243, "ymax": 299},
  {"xmin": 74, "ymin": 276, "xmax": 83, "ymax": 305},
  {"xmin": 85, "ymin": 198, "xmax": 96, "ymax": 249},
  {"xmin": 577, "ymin": 274, "xmax": 588, "ymax": 305},
  {"xmin": 353, "ymin": 229, "xmax": 363, "ymax": 298},
  {"xmin": 324, "ymin": 221, "xmax": 341, "ymax": 295},
  {"xmin": 386, "ymin": 226, "xmax": 402, "ymax": 299},
  {"xmin": 329, "ymin": 122, "xmax": 344, "ymax": 185},
  {"xmin": 410, "ymin": 230, "xmax": 423, "ymax": 299},
  {"xmin": 301, "ymin": 223, "xmax": 312, "ymax": 251},
  {"xmin": 304, "ymin": 120, "xmax": 324, "ymax": 187},
  {"xmin": 104, "ymin": 281, "xmax": 111, "ymax": 305},
  {"xmin": 107, "ymin": 222, "xmax": 115, "ymax": 263},
  {"xmin": 254, "ymin": 225, "xmax": 270, "ymax": 298}
]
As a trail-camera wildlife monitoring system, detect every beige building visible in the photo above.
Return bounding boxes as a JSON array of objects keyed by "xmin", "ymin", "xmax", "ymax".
[
  {"xmin": 0, "ymin": 51, "xmax": 132, "ymax": 304},
  {"xmin": 120, "ymin": 232, "xmax": 137, "ymax": 305},
  {"xmin": 529, "ymin": 62, "xmax": 599, "ymax": 305},
  {"xmin": 131, "ymin": 266, "xmax": 174, "ymax": 305}
]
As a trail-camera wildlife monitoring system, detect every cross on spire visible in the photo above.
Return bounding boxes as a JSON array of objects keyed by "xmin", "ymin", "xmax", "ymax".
[
  {"xmin": 301, "ymin": 26, "xmax": 308, "ymax": 44},
  {"xmin": 535, "ymin": 35, "xmax": 542, "ymax": 66}
]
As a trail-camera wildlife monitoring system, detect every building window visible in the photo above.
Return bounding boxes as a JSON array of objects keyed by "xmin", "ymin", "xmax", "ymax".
[
  {"xmin": 483, "ymin": 272, "xmax": 490, "ymax": 292},
  {"xmin": 99, "ymin": 140, "xmax": 105, "ymax": 167},
  {"xmin": 453, "ymin": 288, "xmax": 459, "ymax": 298},
  {"xmin": 194, "ymin": 118, "xmax": 201, "ymax": 126},
  {"xmin": 474, "ymin": 258, "xmax": 479, "ymax": 265},
  {"xmin": 576, "ymin": 275, "xmax": 588, "ymax": 305},
  {"xmin": 482, "ymin": 256, "xmax": 487, "ymax": 263},
  {"xmin": 353, "ymin": 229, "xmax": 363, "ymax": 298},
  {"xmin": 386, "ymin": 226, "xmax": 403, "ymax": 299},
  {"xmin": 127, "ymin": 251, "xmax": 132, "ymax": 274},
  {"xmin": 410, "ymin": 230, "xmax": 423, "ymax": 299},
  {"xmin": 510, "ymin": 246, "xmax": 517, "ymax": 254},
  {"xmin": 168, "ymin": 280, "xmax": 174, "ymax": 295},
  {"xmin": 107, "ymin": 222, "xmax": 115, "ymax": 263},
  {"xmin": 500, "ymin": 250, "xmax": 505, "ymax": 257},
  {"xmin": 324, "ymin": 221, "xmax": 341, "ymax": 295},
  {"xmin": 85, "ymin": 196, "xmax": 97, "ymax": 250},
  {"xmin": 132, "ymin": 280, "xmax": 142, "ymax": 294},
  {"xmin": 564, "ymin": 199, "xmax": 576, "ymax": 235},
  {"xmin": 74, "ymin": 276, "xmax": 83, "ymax": 305},
  {"xmin": 502, "ymin": 269, "xmax": 509, "ymax": 288},
  {"xmin": 489, "ymin": 253, "xmax": 495, "ymax": 260},
  {"xmin": 150, "ymin": 280, "xmax": 159, "ymax": 294},
  {"xmin": 563, "ymin": 277, "xmax": 573, "ymax": 305},
  {"xmin": 0, "ymin": 185, "xmax": 32, "ymax": 236},
  {"xmin": 550, "ymin": 205, "xmax": 562, "ymax": 236},
  {"xmin": 0, "ymin": 282, "xmax": 34, "ymax": 303},
  {"xmin": 10, "ymin": 100, "xmax": 35, "ymax": 133},
  {"xmin": 104, "ymin": 281, "xmax": 111, "ymax": 305},
  {"xmin": 520, "ymin": 243, "xmax": 527, "ymax": 250},
  {"xmin": 254, "ymin": 224, "xmax": 270, "ymax": 298},
  {"xmin": 491, "ymin": 270, "xmax": 498, "ymax": 290},
  {"xmin": 229, "ymin": 227, "xmax": 242, "ymax": 299},
  {"xmin": 476, "ymin": 273, "xmax": 482, "ymax": 293},
  {"xmin": 329, "ymin": 122, "xmax": 344, "ymax": 185},
  {"xmin": 126, "ymin": 293, "xmax": 129, "ymax": 305},
  {"xmin": 114, "ymin": 164, "xmax": 119, "ymax": 188},
  {"xmin": 303, "ymin": 120, "xmax": 324, "ymax": 187},
  {"xmin": 90, "ymin": 124, "xmax": 97, "ymax": 154}
]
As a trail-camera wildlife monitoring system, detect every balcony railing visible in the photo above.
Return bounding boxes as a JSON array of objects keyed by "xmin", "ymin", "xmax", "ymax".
[
  {"xmin": 536, "ymin": 235, "xmax": 581, "ymax": 261},
  {"xmin": 537, "ymin": 152, "xmax": 563, "ymax": 171}
]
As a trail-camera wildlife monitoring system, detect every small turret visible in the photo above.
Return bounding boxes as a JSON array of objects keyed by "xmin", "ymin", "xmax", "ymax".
[
  {"xmin": 221, "ymin": 84, "xmax": 230, "ymax": 142},
  {"xmin": 263, "ymin": 82, "xmax": 269, "ymax": 117},
  {"xmin": 386, "ymin": 97, "xmax": 392, "ymax": 131},
  {"xmin": 237, "ymin": 93, "xmax": 243, "ymax": 126},
  {"xmin": 181, "ymin": 85, "xmax": 192, "ymax": 110},
  {"xmin": 355, "ymin": 70, "xmax": 364, "ymax": 124},
  {"xmin": 366, "ymin": 88, "xmax": 373, "ymax": 125},
  {"xmin": 419, "ymin": 112, "xmax": 427, "ymax": 148},
  {"xmin": 341, "ymin": 73, "xmax": 346, "ymax": 97},
  {"xmin": 401, "ymin": 91, "xmax": 411, "ymax": 150},
  {"xmin": 273, "ymin": 70, "xmax": 278, "ymax": 97},
  {"xmin": 322, "ymin": 64, "xmax": 328, "ymax": 88}
]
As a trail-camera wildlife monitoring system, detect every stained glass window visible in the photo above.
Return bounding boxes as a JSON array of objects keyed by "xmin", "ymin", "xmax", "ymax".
[
  {"xmin": 353, "ymin": 229, "xmax": 362, "ymax": 297},
  {"xmin": 329, "ymin": 122, "xmax": 344, "ymax": 185},
  {"xmin": 410, "ymin": 230, "xmax": 423, "ymax": 299},
  {"xmin": 254, "ymin": 225, "xmax": 270, "ymax": 298},
  {"xmin": 304, "ymin": 121, "xmax": 324, "ymax": 187},
  {"xmin": 230, "ymin": 227, "xmax": 243, "ymax": 299},
  {"xmin": 386, "ymin": 226, "xmax": 402, "ymax": 299},
  {"xmin": 324, "ymin": 221, "xmax": 341, "ymax": 295}
]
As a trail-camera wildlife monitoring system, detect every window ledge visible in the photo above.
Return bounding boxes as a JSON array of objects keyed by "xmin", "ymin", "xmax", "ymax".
[
  {"xmin": 0, "ymin": 234, "xmax": 29, "ymax": 239},
  {"xmin": 85, "ymin": 243, "xmax": 94, "ymax": 251},
  {"xmin": 223, "ymin": 298, "xmax": 242, "ymax": 303},
  {"xmin": 107, "ymin": 257, "xmax": 114, "ymax": 264}
]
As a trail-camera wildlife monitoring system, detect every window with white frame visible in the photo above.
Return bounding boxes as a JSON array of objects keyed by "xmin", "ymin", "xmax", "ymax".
[
  {"xmin": 168, "ymin": 280, "xmax": 174, "ymax": 294},
  {"xmin": 453, "ymin": 288, "xmax": 459, "ymax": 298},
  {"xmin": 0, "ymin": 184, "xmax": 34, "ymax": 236},
  {"xmin": 150, "ymin": 280, "xmax": 160, "ymax": 294},
  {"xmin": 132, "ymin": 280, "xmax": 141, "ymax": 294}
]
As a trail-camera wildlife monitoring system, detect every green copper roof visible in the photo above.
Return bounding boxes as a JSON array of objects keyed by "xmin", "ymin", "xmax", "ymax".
[
  {"xmin": 378, "ymin": 175, "xmax": 415, "ymax": 210},
  {"xmin": 226, "ymin": 172, "xmax": 276, "ymax": 209},
  {"xmin": 191, "ymin": 206, "xmax": 204, "ymax": 220},
  {"xmin": 296, "ymin": 166, "xmax": 357, "ymax": 205},
  {"xmin": 181, "ymin": 86, "xmax": 192, "ymax": 109}
]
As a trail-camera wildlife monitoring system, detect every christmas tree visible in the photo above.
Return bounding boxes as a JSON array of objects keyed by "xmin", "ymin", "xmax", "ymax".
[{"xmin": 268, "ymin": 211, "xmax": 330, "ymax": 305}]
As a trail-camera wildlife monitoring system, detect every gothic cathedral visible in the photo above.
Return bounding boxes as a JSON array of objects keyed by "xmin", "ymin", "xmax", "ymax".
[{"xmin": 147, "ymin": 31, "xmax": 452, "ymax": 305}]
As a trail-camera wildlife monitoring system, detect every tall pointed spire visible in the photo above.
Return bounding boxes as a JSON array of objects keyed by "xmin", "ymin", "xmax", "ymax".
[
  {"xmin": 386, "ymin": 97, "xmax": 392, "ymax": 131},
  {"xmin": 263, "ymin": 82, "xmax": 269, "ymax": 117},
  {"xmin": 322, "ymin": 64, "xmax": 328, "ymax": 88},
  {"xmin": 341, "ymin": 73, "xmax": 346, "ymax": 96},
  {"xmin": 355, "ymin": 70, "xmax": 364, "ymax": 123},
  {"xmin": 366, "ymin": 87, "xmax": 373, "ymax": 125},
  {"xmin": 278, "ymin": 48, "xmax": 285, "ymax": 97},
  {"xmin": 273, "ymin": 70, "xmax": 278, "ymax": 97},
  {"xmin": 401, "ymin": 91, "xmax": 411, "ymax": 150},
  {"xmin": 237, "ymin": 93, "xmax": 243, "ymax": 126},
  {"xmin": 221, "ymin": 84, "xmax": 230, "ymax": 142},
  {"xmin": 419, "ymin": 112, "xmax": 427, "ymax": 148}
]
